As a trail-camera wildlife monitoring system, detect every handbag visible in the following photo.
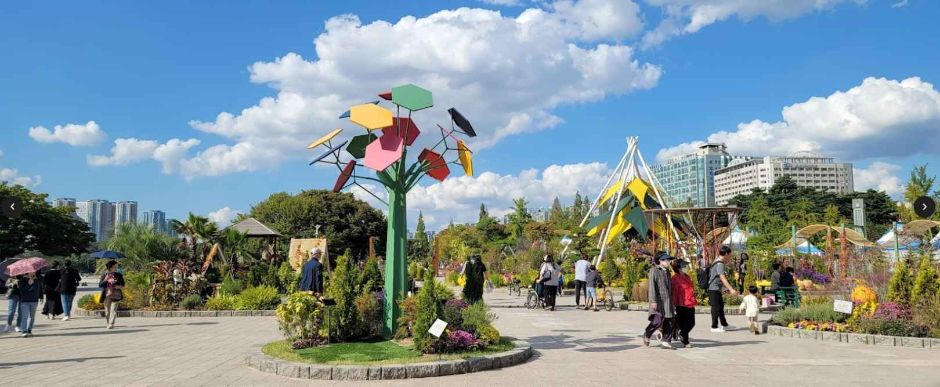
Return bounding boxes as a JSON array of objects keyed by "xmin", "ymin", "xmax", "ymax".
[
  {"xmin": 109, "ymin": 288, "xmax": 124, "ymax": 301},
  {"xmin": 539, "ymin": 267, "xmax": 554, "ymax": 284}
]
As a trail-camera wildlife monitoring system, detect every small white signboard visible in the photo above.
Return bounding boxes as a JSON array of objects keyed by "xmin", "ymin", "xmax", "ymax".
[
  {"xmin": 428, "ymin": 319, "xmax": 448, "ymax": 338},
  {"xmin": 834, "ymin": 299, "xmax": 853, "ymax": 314}
]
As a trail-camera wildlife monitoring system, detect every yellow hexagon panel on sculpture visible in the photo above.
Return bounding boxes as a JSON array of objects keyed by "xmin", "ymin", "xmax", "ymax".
[
  {"xmin": 307, "ymin": 128, "xmax": 343, "ymax": 149},
  {"xmin": 350, "ymin": 104, "xmax": 393, "ymax": 130}
]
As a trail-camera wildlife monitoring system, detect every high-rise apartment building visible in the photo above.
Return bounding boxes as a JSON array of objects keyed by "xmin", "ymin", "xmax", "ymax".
[
  {"xmin": 713, "ymin": 155, "xmax": 854, "ymax": 205},
  {"xmin": 114, "ymin": 201, "xmax": 138, "ymax": 229},
  {"xmin": 76, "ymin": 199, "xmax": 114, "ymax": 242},
  {"xmin": 651, "ymin": 143, "xmax": 751, "ymax": 207},
  {"xmin": 53, "ymin": 198, "xmax": 76, "ymax": 209},
  {"xmin": 143, "ymin": 210, "xmax": 167, "ymax": 233}
]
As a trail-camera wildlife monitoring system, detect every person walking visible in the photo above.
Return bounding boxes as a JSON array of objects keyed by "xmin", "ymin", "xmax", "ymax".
[
  {"xmin": 3, "ymin": 276, "xmax": 21, "ymax": 333},
  {"xmin": 708, "ymin": 246, "xmax": 738, "ymax": 333},
  {"xmin": 58, "ymin": 260, "xmax": 81, "ymax": 320},
  {"xmin": 574, "ymin": 254, "xmax": 590, "ymax": 307},
  {"xmin": 99, "ymin": 260, "xmax": 125, "ymax": 329},
  {"xmin": 299, "ymin": 248, "xmax": 324, "ymax": 296},
  {"xmin": 769, "ymin": 262, "xmax": 782, "ymax": 291},
  {"xmin": 671, "ymin": 260, "xmax": 697, "ymax": 347},
  {"xmin": 41, "ymin": 261, "xmax": 63, "ymax": 320},
  {"xmin": 584, "ymin": 265, "xmax": 601, "ymax": 311},
  {"xmin": 739, "ymin": 285, "xmax": 762, "ymax": 334},
  {"xmin": 539, "ymin": 255, "xmax": 561, "ymax": 311},
  {"xmin": 17, "ymin": 272, "xmax": 43, "ymax": 337},
  {"xmin": 643, "ymin": 252, "xmax": 675, "ymax": 349},
  {"xmin": 557, "ymin": 272, "xmax": 565, "ymax": 296},
  {"xmin": 462, "ymin": 255, "xmax": 487, "ymax": 304},
  {"xmin": 737, "ymin": 253, "xmax": 749, "ymax": 292}
]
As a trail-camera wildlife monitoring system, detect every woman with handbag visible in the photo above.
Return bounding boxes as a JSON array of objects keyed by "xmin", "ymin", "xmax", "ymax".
[
  {"xmin": 98, "ymin": 260, "xmax": 125, "ymax": 329},
  {"xmin": 539, "ymin": 255, "xmax": 561, "ymax": 311},
  {"xmin": 41, "ymin": 261, "xmax": 64, "ymax": 319}
]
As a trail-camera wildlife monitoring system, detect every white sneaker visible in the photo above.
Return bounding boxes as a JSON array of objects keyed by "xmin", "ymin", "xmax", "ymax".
[
  {"xmin": 710, "ymin": 327, "xmax": 726, "ymax": 333},
  {"xmin": 107, "ymin": 324, "xmax": 114, "ymax": 329},
  {"xmin": 14, "ymin": 327, "xmax": 21, "ymax": 333},
  {"xmin": 22, "ymin": 332, "xmax": 30, "ymax": 338},
  {"xmin": 63, "ymin": 316, "xmax": 70, "ymax": 321},
  {"xmin": 661, "ymin": 341, "xmax": 675, "ymax": 349}
]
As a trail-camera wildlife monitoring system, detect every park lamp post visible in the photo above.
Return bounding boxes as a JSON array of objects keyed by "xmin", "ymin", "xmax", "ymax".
[{"xmin": 306, "ymin": 84, "xmax": 478, "ymax": 338}]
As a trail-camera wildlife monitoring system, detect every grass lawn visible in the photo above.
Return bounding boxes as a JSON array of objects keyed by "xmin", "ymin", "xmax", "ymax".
[{"xmin": 263, "ymin": 337, "xmax": 516, "ymax": 365}]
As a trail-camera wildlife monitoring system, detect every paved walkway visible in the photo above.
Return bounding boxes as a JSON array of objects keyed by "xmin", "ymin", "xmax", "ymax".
[{"xmin": 2, "ymin": 287, "xmax": 940, "ymax": 386}]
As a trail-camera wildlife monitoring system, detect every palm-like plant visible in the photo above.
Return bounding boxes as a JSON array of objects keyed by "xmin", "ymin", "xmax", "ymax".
[{"xmin": 171, "ymin": 213, "xmax": 213, "ymax": 263}]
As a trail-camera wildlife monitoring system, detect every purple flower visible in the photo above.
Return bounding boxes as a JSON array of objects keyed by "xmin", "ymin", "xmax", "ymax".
[
  {"xmin": 447, "ymin": 329, "xmax": 479, "ymax": 349},
  {"xmin": 795, "ymin": 268, "xmax": 831, "ymax": 285},
  {"xmin": 873, "ymin": 302, "xmax": 910, "ymax": 320},
  {"xmin": 445, "ymin": 298, "xmax": 469, "ymax": 310}
]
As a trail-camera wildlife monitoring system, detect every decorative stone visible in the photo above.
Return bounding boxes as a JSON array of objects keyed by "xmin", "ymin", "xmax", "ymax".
[
  {"xmin": 872, "ymin": 335, "xmax": 895, "ymax": 346},
  {"xmin": 901, "ymin": 337, "xmax": 925, "ymax": 348},
  {"xmin": 309, "ymin": 365, "xmax": 332, "ymax": 380},
  {"xmin": 799, "ymin": 330, "xmax": 818, "ymax": 340},
  {"xmin": 821, "ymin": 331, "xmax": 841, "ymax": 342},
  {"xmin": 332, "ymin": 365, "xmax": 368, "ymax": 380},
  {"xmin": 437, "ymin": 360, "xmax": 469, "ymax": 376},
  {"xmin": 367, "ymin": 366, "xmax": 383, "ymax": 380},
  {"xmin": 466, "ymin": 357, "xmax": 493, "ymax": 373},
  {"xmin": 277, "ymin": 364, "xmax": 299, "ymax": 378},
  {"xmin": 847, "ymin": 333, "xmax": 870, "ymax": 345},
  {"xmin": 484, "ymin": 354, "xmax": 503, "ymax": 369},
  {"xmin": 381, "ymin": 365, "xmax": 408, "ymax": 379},
  {"xmin": 297, "ymin": 365, "xmax": 310, "ymax": 379},
  {"xmin": 929, "ymin": 338, "xmax": 940, "ymax": 349},
  {"xmin": 262, "ymin": 359, "xmax": 278, "ymax": 374},
  {"xmin": 405, "ymin": 364, "xmax": 438, "ymax": 378}
]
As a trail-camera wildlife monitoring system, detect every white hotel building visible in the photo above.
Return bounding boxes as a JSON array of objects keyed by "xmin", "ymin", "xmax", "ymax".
[{"xmin": 713, "ymin": 155, "xmax": 854, "ymax": 205}]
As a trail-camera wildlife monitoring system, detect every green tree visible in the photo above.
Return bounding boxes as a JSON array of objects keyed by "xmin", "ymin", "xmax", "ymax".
[
  {"xmin": 478, "ymin": 203, "xmax": 489, "ymax": 223},
  {"xmin": 170, "ymin": 213, "xmax": 211, "ymax": 262},
  {"xmin": 904, "ymin": 164, "xmax": 935, "ymax": 204},
  {"xmin": 744, "ymin": 196, "xmax": 787, "ymax": 251},
  {"xmin": 507, "ymin": 198, "xmax": 532, "ymax": 241},
  {"xmin": 326, "ymin": 249, "xmax": 361, "ymax": 341},
  {"xmin": 549, "ymin": 197, "xmax": 567, "ymax": 227},
  {"xmin": 0, "ymin": 184, "xmax": 94, "ymax": 259},
  {"xmin": 412, "ymin": 269, "xmax": 442, "ymax": 352},
  {"xmin": 911, "ymin": 255, "xmax": 939, "ymax": 307},
  {"xmin": 357, "ymin": 255, "xmax": 383, "ymax": 293},
  {"xmin": 823, "ymin": 204, "xmax": 844, "ymax": 226},
  {"xmin": 106, "ymin": 222, "xmax": 184, "ymax": 271},
  {"xmin": 408, "ymin": 212, "xmax": 431, "ymax": 263},
  {"xmin": 786, "ymin": 197, "xmax": 820, "ymax": 227},
  {"xmin": 571, "ymin": 192, "xmax": 586, "ymax": 225},
  {"xmin": 887, "ymin": 259, "xmax": 915, "ymax": 306},
  {"xmin": 246, "ymin": 190, "xmax": 386, "ymax": 259}
]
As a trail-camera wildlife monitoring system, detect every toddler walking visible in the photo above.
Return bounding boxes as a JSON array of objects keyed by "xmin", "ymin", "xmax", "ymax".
[{"xmin": 739, "ymin": 285, "xmax": 761, "ymax": 334}]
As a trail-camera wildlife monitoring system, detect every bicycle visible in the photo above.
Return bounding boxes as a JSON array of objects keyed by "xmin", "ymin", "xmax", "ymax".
[
  {"xmin": 595, "ymin": 287, "xmax": 615, "ymax": 311},
  {"xmin": 507, "ymin": 279, "xmax": 522, "ymax": 297}
]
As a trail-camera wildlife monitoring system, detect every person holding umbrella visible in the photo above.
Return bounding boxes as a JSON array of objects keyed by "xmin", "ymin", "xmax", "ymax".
[
  {"xmin": 17, "ymin": 271, "xmax": 43, "ymax": 337},
  {"xmin": 99, "ymin": 260, "xmax": 125, "ymax": 329},
  {"xmin": 5, "ymin": 257, "xmax": 48, "ymax": 337}
]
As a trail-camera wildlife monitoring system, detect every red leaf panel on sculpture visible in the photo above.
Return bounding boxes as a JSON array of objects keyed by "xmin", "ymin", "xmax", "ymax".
[
  {"xmin": 333, "ymin": 160, "xmax": 356, "ymax": 192},
  {"xmin": 364, "ymin": 132, "xmax": 404, "ymax": 171},
  {"xmin": 381, "ymin": 117, "xmax": 421, "ymax": 146},
  {"xmin": 378, "ymin": 91, "xmax": 392, "ymax": 101},
  {"xmin": 418, "ymin": 148, "xmax": 450, "ymax": 182}
]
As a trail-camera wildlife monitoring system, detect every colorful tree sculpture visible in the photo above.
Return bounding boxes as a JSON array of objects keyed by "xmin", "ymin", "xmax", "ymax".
[{"xmin": 307, "ymin": 84, "xmax": 477, "ymax": 337}]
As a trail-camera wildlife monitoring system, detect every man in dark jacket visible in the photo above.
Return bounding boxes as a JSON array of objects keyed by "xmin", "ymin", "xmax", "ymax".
[
  {"xmin": 59, "ymin": 260, "xmax": 81, "ymax": 320},
  {"xmin": 41, "ymin": 262, "xmax": 63, "ymax": 319},
  {"xmin": 299, "ymin": 248, "xmax": 324, "ymax": 295}
]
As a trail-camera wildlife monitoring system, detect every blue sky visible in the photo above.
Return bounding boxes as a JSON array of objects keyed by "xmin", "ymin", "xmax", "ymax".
[{"xmin": 2, "ymin": 0, "xmax": 939, "ymax": 230}]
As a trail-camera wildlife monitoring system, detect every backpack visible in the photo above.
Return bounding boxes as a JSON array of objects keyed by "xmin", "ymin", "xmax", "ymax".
[
  {"xmin": 539, "ymin": 265, "xmax": 554, "ymax": 284},
  {"xmin": 697, "ymin": 263, "xmax": 715, "ymax": 290}
]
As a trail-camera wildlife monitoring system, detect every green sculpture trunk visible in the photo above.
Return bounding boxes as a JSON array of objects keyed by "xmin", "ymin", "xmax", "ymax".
[{"xmin": 383, "ymin": 186, "xmax": 408, "ymax": 337}]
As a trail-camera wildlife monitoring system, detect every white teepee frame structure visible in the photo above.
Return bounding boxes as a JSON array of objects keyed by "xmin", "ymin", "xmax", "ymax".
[{"xmin": 562, "ymin": 136, "xmax": 685, "ymax": 266}]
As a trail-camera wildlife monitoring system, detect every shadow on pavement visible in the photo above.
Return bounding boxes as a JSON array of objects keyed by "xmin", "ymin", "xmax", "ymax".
[
  {"xmin": 0, "ymin": 328, "xmax": 148, "ymax": 339},
  {"xmin": 689, "ymin": 339, "xmax": 764, "ymax": 348},
  {"xmin": 46, "ymin": 321, "xmax": 219, "ymax": 331},
  {"xmin": 526, "ymin": 333, "xmax": 639, "ymax": 352},
  {"xmin": 0, "ymin": 356, "xmax": 125, "ymax": 368}
]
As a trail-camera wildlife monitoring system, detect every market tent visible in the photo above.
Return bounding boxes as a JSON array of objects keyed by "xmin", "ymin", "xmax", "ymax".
[{"xmin": 776, "ymin": 238, "xmax": 823, "ymax": 256}]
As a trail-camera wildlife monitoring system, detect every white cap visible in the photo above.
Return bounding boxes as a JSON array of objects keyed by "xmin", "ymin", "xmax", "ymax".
[{"xmin": 310, "ymin": 247, "xmax": 323, "ymax": 256}]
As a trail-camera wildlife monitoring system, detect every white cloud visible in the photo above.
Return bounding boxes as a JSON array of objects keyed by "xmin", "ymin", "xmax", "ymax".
[
  {"xmin": 657, "ymin": 77, "xmax": 940, "ymax": 162},
  {"xmin": 891, "ymin": 0, "xmax": 908, "ymax": 8},
  {"xmin": 641, "ymin": 0, "xmax": 866, "ymax": 48},
  {"xmin": 480, "ymin": 0, "xmax": 524, "ymax": 6},
  {"xmin": 183, "ymin": 4, "xmax": 659, "ymax": 179},
  {"xmin": 0, "ymin": 149, "xmax": 4, "ymax": 157},
  {"xmin": 854, "ymin": 162, "xmax": 903, "ymax": 196},
  {"xmin": 0, "ymin": 168, "xmax": 42, "ymax": 188},
  {"xmin": 28, "ymin": 121, "xmax": 107, "ymax": 146},
  {"xmin": 88, "ymin": 138, "xmax": 200, "ymax": 174},
  {"xmin": 207, "ymin": 207, "xmax": 240, "ymax": 226},
  {"xmin": 352, "ymin": 162, "xmax": 611, "ymax": 229}
]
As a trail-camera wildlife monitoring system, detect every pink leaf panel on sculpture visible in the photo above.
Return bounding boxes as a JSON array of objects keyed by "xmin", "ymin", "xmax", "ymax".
[{"xmin": 364, "ymin": 133, "xmax": 404, "ymax": 171}]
